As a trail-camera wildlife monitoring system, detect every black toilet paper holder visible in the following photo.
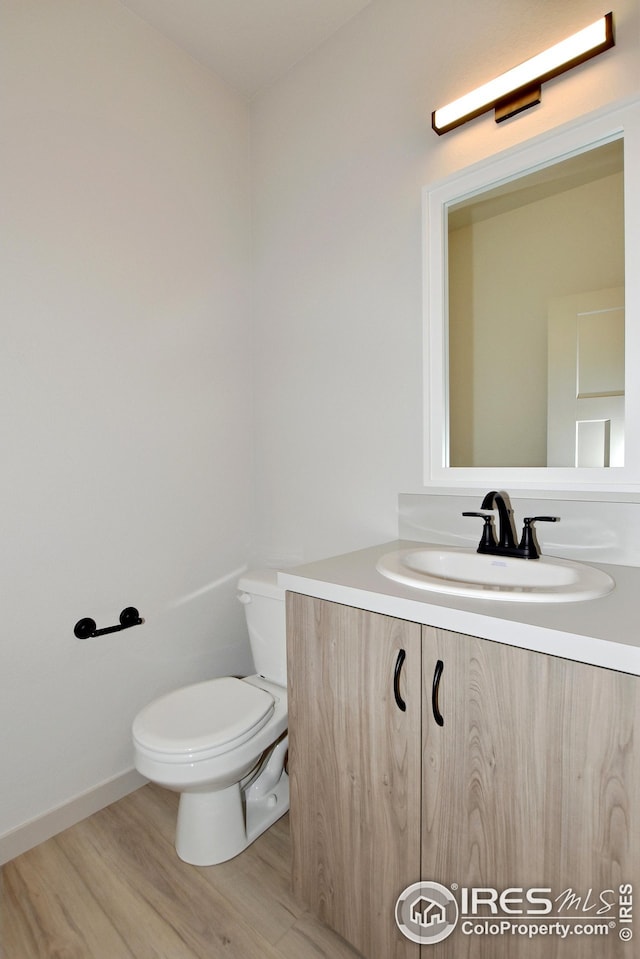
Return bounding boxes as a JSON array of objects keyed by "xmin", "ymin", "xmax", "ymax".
[{"xmin": 74, "ymin": 607, "xmax": 144, "ymax": 640}]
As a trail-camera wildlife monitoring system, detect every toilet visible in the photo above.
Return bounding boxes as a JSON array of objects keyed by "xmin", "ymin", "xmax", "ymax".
[{"xmin": 132, "ymin": 570, "xmax": 288, "ymax": 866}]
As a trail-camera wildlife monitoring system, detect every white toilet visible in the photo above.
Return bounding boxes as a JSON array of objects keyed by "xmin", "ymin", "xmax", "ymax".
[{"xmin": 132, "ymin": 570, "xmax": 288, "ymax": 866}]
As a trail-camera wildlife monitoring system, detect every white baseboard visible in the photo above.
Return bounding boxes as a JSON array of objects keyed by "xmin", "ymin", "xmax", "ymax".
[{"xmin": 0, "ymin": 768, "xmax": 147, "ymax": 866}]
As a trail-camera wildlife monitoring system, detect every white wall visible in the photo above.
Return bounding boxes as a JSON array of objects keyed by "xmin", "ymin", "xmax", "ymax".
[
  {"xmin": 251, "ymin": 0, "xmax": 640, "ymax": 566},
  {"xmin": 0, "ymin": 0, "xmax": 253, "ymax": 847}
]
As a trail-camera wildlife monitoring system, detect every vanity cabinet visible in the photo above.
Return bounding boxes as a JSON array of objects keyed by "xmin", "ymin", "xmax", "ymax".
[
  {"xmin": 286, "ymin": 593, "xmax": 422, "ymax": 959},
  {"xmin": 287, "ymin": 593, "xmax": 638, "ymax": 959},
  {"xmin": 422, "ymin": 625, "xmax": 638, "ymax": 958}
]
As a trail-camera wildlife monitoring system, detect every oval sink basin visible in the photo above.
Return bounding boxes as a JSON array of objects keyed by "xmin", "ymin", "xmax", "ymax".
[{"xmin": 376, "ymin": 546, "xmax": 614, "ymax": 603}]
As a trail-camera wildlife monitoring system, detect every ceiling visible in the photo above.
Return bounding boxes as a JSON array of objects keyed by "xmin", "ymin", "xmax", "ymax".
[{"xmin": 119, "ymin": 0, "xmax": 373, "ymax": 99}]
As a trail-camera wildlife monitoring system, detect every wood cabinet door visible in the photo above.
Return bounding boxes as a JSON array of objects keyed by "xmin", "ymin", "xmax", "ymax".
[
  {"xmin": 421, "ymin": 627, "xmax": 638, "ymax": 959},
  {"xmin": 287, "ymin": 594, "xmax": 422, "ymax": 959}
]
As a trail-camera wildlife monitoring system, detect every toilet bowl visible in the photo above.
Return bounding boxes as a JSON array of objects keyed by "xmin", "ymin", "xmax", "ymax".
[{"xmin": 132, "ymin": 571, "xmax": 289, "ymax": 866}]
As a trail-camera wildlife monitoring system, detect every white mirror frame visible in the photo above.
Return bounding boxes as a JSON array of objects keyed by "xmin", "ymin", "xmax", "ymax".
[{"xmin": 424, "ymin": 95, "xmax": 640, "ymax": 492}]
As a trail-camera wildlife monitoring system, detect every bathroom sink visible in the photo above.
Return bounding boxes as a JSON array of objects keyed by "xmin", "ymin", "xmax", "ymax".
[{"xmin": 376, "ymin": 546, "xmax": 615, "ymax": 603}]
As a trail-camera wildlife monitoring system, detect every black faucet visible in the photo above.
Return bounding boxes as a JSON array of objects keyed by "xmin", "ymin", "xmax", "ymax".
[
  {"xmin": 463, "ymin": 490, "xmax": 559, "ymax": 560},
  {"xmin": 481, "ymin": 490, "xmax": 517, "ymax": 550}
]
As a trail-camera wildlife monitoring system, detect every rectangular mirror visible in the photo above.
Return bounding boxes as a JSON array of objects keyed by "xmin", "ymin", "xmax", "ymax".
[{"xmin": 424, "ymin": 97, "xmax": 640, "ymax": 491}]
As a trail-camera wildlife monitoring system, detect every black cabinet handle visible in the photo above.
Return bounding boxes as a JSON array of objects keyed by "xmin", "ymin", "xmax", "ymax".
[
  {"xmin": 432, "ymin": 659, "xmax": 444, "ymax": 726},
  {"xmin": 394, "ymin": 649, "xmax": 407, "ymax": 712}
]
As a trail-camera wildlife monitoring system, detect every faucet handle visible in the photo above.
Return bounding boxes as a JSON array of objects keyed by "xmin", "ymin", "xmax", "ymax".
[
  {"xmin": 462, "ymin": 511, "xmax": 497, "ymax": 552},
  {"xmin": 518, "ymin": 516, "xmax": 559, "ymax": 559}
]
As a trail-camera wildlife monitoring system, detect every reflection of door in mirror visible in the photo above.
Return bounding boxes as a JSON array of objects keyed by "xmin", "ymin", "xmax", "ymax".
[
  {"xmin": 547, "ymin": 289, "xmax": 624, "ymax": 467},
  {"xmin": 447, "ymin": 139, "xmax": 624, "ymax": 469}
]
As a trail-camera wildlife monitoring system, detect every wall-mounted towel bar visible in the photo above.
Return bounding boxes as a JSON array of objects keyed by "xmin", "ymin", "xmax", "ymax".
[{"xmin": 74, "ymin": 607, "xmax": 143, "ymax": 639}]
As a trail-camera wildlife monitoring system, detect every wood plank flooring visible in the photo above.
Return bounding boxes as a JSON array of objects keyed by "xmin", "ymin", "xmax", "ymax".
[{"xmin": 0, "ymin": 784, "xmax": 362, "ymax": 959}]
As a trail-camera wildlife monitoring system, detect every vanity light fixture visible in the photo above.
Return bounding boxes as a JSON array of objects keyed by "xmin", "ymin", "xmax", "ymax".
[{"xmin": 432, "ymin": 12, "xmax": 614, "ymax": 135}]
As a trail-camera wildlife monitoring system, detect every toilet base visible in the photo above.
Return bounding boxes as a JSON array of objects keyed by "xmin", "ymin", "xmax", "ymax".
[{"xmin": 175, "ymin": 736, "xmax": 290, "ymax": 866}]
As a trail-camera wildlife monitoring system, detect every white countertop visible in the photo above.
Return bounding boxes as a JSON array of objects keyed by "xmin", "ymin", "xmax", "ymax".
[{"xmin": 278, "ymin": 540, "xmax": 640, "ymax": 677}]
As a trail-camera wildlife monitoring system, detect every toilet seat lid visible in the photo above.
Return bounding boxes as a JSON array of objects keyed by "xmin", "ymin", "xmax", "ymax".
[{"xmin": 132, "ymin": 677, "xmax": 275, "ymax": 758}]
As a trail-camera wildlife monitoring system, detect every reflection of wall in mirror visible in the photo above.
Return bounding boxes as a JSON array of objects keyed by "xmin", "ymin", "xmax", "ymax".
[{"xmin": 448, "ymin": 171, "xmax": 624, "ymax": 468}]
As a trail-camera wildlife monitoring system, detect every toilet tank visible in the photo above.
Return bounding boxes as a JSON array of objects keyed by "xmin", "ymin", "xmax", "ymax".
[{"xmin": 237, "ymin": 570, "xmax": 287, "ymax": 688}]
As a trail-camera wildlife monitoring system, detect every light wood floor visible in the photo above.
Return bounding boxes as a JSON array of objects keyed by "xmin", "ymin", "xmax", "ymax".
[{"xmin": 1, "ymin": 783, "xmax": 362, "ymax": 959}]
